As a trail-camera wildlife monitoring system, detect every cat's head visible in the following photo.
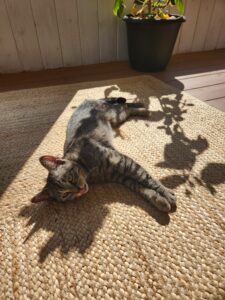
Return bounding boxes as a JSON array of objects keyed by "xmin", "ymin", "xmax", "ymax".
[{"xmin": 31, "ymin": 155, "xmax": 88, "ymax": 203}]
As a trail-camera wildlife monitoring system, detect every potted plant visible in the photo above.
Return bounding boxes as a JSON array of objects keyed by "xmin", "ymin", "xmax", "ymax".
[{"xmin": 113, "ymin": 0, "xmax": 185, "ymax": 72}]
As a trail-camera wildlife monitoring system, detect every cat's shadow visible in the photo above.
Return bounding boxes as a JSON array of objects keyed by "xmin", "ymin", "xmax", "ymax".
[{"xmin": 19, "ymin": 185, "xmax": 171, "ymax": 263}]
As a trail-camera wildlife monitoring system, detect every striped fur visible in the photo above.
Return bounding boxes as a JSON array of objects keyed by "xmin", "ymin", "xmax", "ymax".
[{"xmin": 34, "ymin": 98, "xmax": 176, "ymax": 212}]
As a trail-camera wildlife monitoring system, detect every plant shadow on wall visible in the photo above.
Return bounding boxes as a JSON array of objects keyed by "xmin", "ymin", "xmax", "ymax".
[{"xmin": 19, "ymin": 186, "xmax": 170, "ymax": 263}]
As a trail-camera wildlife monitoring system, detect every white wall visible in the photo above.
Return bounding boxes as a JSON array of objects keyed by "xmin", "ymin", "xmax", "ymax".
[{"xmin": 0, "ymin": 0, "xmax": 224, "ymax": 73}]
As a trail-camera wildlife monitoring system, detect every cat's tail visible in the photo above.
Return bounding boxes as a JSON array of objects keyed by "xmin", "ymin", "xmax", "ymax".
[
  {"xmin": 106, "ymin": 97, "xmax": 145, "ymax": 108},
  {"xmin": 127, "ymin": 102, "xmax": 145, "ymax": 108},
  {"xmin": 106, "ymin": 97, "xmax": 127, "ymax": 105}
]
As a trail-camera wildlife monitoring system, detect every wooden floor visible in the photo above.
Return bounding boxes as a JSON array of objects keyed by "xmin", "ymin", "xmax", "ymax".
[{"xmin": 0, "ymin": 49, "xmax": 225, "ymax": 112}]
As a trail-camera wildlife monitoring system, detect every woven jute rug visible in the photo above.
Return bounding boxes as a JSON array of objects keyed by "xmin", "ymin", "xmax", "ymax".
[{"xmin": 0, "ymin": 75, "xmax": 224, "ymax": 299}]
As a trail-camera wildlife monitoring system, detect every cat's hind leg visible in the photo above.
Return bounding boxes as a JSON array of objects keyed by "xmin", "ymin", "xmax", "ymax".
[{"xmin": 106, "ymin": 103, "xmax": 149, "ymax": 127}]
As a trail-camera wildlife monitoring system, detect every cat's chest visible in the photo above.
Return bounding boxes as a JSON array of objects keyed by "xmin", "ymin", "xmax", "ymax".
[{"xmin": 87, "ymin": 166, "xmax": 108, "ymax": 184}]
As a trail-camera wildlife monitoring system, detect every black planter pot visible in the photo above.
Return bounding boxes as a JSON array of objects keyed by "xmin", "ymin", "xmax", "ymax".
[{"xmin": 123, "ymin": 15, "xmax": 186, "ymax": 72}]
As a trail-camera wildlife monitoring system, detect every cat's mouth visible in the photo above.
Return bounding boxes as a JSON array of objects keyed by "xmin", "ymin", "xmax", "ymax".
[
  {"xmin": 76, "ymin": 184, "xmax": 89, "ymax": 197},
  {"xmin": 31, "ymin": 184, "xmax": 89, "ymax": 203}
]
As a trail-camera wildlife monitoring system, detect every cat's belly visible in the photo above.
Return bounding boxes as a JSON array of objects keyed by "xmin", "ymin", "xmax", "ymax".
[
  {"xmin": 66, "ymin": 105, "xmax": 92, "ymax": 144},
  {"xmin": 65, "ymin": 103, "xmax": 113, "ymax": 153}
]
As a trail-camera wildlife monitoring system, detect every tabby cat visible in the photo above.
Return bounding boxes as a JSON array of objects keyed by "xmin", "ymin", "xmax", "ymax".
[{"xmin": 32, "ymin": 97, "xmax": 176, "ymax": 212}]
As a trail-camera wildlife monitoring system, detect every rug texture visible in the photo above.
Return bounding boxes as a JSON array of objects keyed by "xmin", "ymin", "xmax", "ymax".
[{"xmin": 0, "ymin": 75, "xmax": 224, "ymax": 300}]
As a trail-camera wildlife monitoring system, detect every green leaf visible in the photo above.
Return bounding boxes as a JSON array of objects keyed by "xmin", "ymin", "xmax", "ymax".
[
  {"xmin": 175, "ymin": 0, "xmax": 184, "ymax": 15},
  {"xmin": 113, "ymin": 0, "xmax": 124, "ymax": 17}
]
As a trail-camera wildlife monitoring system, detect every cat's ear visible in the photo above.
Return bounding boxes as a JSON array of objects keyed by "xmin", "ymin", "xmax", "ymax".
[
  {"xmin": 31, "ymin": 189, "xmax": 51, "ymax": 203},
  {"xmin": 39, "ymin": 155, "xmax": 65, "ymax": 171}
]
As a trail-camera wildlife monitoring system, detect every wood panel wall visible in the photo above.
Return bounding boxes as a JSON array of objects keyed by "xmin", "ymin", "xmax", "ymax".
[{"xmin": 0, "ymin": 0, "xmax": 224, "ymax": 73}]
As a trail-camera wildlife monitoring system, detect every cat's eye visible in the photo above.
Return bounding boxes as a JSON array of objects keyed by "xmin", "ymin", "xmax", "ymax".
[
  {"xmin": 67, "ymin": 174, "xmax": 73, "ymax": 183},
  {"xmin": 61, "ymin": 191, "xmax": 70, "ymax": 198}
]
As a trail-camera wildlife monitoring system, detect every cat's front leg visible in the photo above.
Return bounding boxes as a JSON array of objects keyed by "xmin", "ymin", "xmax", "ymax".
[
  {"xmin": 108, "ymin": 150, "xmax": 176, "ymax": 211},
  {"xmin": 139, "ymin": 186, "xmax": 176, "ymax": 212},
  {"xmin": 147, "ymin": 179, "xmax": 176, "ymax": 209},
  {"xmin": 115, "ymin": 176, "xmax": 176, "ymax": 213}
]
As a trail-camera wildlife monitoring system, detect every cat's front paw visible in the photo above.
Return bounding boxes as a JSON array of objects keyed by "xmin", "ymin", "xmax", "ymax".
[
  {"xmin": 155, "ymin": 194, "xmax": 172, "ymax": 212},
  {"xmin": 141, "ymin": 188, "xmax": 176, "ymax": 213},
  {"xmin": 161, "ymin": 188, "xmax": 177, "ymax": 210}
]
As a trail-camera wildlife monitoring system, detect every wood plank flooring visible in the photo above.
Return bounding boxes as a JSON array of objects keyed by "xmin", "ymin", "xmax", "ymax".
[
  {"xmin": 0, "ymin": 49, "xmax": 225, "ymax": 112},
  {"xmin": 154, "ymin": 49, "xmax": 225, "ymax": 111}
]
